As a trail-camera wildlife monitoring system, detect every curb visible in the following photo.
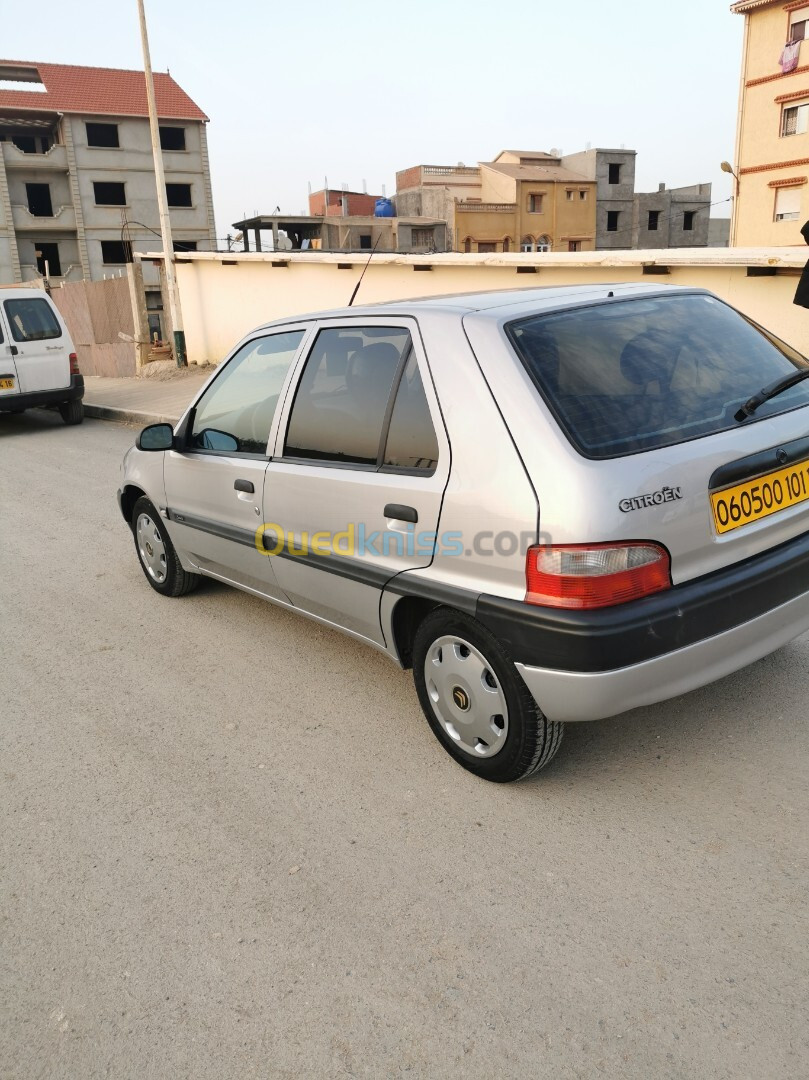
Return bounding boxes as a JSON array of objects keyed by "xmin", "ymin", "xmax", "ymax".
[{"xmin": 84, "ymin": 403, "xmax": 180, "ymax": 427}]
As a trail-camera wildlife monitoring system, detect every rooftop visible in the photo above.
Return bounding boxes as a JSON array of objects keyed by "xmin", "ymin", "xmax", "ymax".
[
  {"xmin": 0, "ymin": 60, "xmax": 208, "ymax": 121},
  {"xmin": 482, "ymin": 161, "xmax": 593, "ymax": 183}
]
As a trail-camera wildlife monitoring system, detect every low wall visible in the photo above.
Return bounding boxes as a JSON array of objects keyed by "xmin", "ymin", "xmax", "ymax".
[
  {"xmin": 51, "ymin": 275, "xmax": 138, "ymax": 377},
  {"xmin": 162, "ymin": 247, "xmax": 809, "ymax": 366}
]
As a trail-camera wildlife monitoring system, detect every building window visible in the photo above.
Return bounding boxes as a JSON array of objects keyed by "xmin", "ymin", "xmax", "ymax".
[
  {"xmin": 503, "ymin": 237, "xmax": 511, "ymax": 252},
  {"xmin": 537, "ymin": 235, "xmax": 551, "ymax": 252},
  {"xmin": 579, "ymin": 190, "xmax": 588, "ymax": 200},
  {"xmin": 86, "ymin": 122, "xmax": 119, "ymax": 148},
  {"xmin": 520, "ymin": 236, "xmax": 535, "ymax": 252},
  {"xmin": 790, "ymin": 7, "xmax": 809, "ymax": 40},
  {"xmin": 25, "ymin": 183, "xmax": 53, "ymax": 217},
  {"xmin": 100, "ymin": 240, "xmax": 133, "ymax": 264},
  {"xmin": 683, "ymin": 211, "xmax": 696, "ymax": 231},
  {"xmin": 648, "ymin": 210, "xmax": 660, "ymax": 231},
  {"xmin": 607, "ymin": 210, "xmax": 620, "ymax": 232},
  {"xmin": 568, "ymin": 241, "xmax": 581, "ymax": 252},
  {"xmin": 608, "ymin": 163, "xmax": 621, "ymax": 185},
  {"xmin": 173, "ymin": 239, "xmax": 198, "ymax": 252},
  {"xmin": 527, "ymin": 193, "xmax": 544, "ymax": 213},
  {"xmin": 566, "ymin": 190, "xmax": 575, "ymax": 201},
  {"xmin": 411, "ymin": 227, "xmax": 434, "ymax": 247},
  {"xmin": 775, "ymin": 185, "xmax": 802, "ymax": 221},
  {"xmin": 166, "ymin": 183, "xmax": 193, "ymax": 207},
  {"xmin": 782, "ymin": 103, "xmax": 809, "ymax": 137},
  {"xmin": 11, "ymin": 134, "xmax": 37, "ymax": 153},
  {"xmin": 93, "ymin": 181, "xmax": 126, "ymax": 206},
  {"xmin": 359, "ymin": 234, "xmax": 372, "ymax": 249},
  {"xmin": 464, "ymin": 237, "xmax": 472, "ymax": 253},
  {"xmin": 35, "ymin": 243, "xmax": 61, "ymax": 276},
  {"xmin": 159, "ymin": 126, "xmax": 186, "ymax": 151},
  {"xmin": 477, "ymin": 242, "xmax": 496, "ymax": 252}
]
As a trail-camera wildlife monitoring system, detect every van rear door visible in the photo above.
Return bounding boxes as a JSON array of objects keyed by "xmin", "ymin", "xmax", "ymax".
[
  {"xmin": 2, "ymin": 294, "xmax": 70, "ymax": 393},
  {"xmin": 0, "ymin": 304, "xmax": 21, "ymax": 402}
]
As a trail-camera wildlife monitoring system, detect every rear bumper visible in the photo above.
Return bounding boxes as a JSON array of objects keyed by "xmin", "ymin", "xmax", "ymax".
[
  {"xmin": 476, "ymin": 529, "xmax": 809, "ymax": 722},
  {"xmin": 0, "ymin": 374, "xmax": 83, "ymax": 412}
]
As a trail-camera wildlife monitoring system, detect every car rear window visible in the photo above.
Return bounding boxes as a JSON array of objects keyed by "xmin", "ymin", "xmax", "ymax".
[
  {"xmin": 507, "ymin": 293, "xmax": 809, "ymax": 458},
  {"xmin": 4, "ymin": 298, "xmax": 62, "ymax": 343}
]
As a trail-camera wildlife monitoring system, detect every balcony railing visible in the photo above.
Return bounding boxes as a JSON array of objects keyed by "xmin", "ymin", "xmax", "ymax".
[
  {"xmin": 11, "ymin": 203, "xmax": 76, "ymax": 229},
  {"xmin": 423, "ymin": 165, "xmax": 480, "ymax": 177},
  {"xmin": 2, "ymin": 142, "xmax": 68, "ymax": 170},
  {"xmin": 456, "ymin": 202, "xmax": 516, "ymax": 213}
]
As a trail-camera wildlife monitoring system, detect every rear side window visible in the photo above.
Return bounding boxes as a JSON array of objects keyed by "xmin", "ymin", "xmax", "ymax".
[
  {"xmin": 382, "ymin": 351, "xmax": 439, "ymax": 472},
  {"xmin": 508, "ymin": 294, "xmax": 809, "ymax": 458},
  {"xmin": 4, "ymin": 299, "xmax": 62, "ymax": 342},
  {"xmin": 285, "ymin": 327, "xmax": 411, "ymax": 465},
  {"xmin": 190, "ymin": 330, "xmax": 304, "ymax": 455}
]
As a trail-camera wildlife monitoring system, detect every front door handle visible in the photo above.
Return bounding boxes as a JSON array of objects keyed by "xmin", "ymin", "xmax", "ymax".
[
  {"xmin": 384, "ymin": 503, "xmax": 418, "ymax": 523},
  {"xmin": 234, "ymin": 479, "xmax": 254, "ymax": 494}
]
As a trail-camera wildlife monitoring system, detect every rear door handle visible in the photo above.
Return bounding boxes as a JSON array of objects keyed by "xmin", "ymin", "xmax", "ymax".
[
  {"xmin": 234, "ymin": 479, "xmax": 254, "ymax": 493},
  {"xmin": 384, "ymin": 503, "xmax": 418, "ymax": 523},
  {"xmin": 9, "ymin": 345, "xmax": 18, "ymax": 356}
]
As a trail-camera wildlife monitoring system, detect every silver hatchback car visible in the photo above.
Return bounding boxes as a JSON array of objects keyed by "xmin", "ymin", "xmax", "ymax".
[{"xmin": 118, "ymin": 284, "xmax": 809, "ymax": 782}]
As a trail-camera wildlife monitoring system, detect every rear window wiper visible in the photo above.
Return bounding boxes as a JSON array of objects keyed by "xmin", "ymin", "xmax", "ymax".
[{"xmin": 734, "ymin": 368, "xmax": 809, "ymax": 421}]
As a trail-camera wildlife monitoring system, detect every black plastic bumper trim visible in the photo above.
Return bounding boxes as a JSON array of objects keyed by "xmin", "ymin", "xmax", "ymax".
[
  {"xmin": 475, "ymin": 529, "xmax": 809, "ymax": 673},
  {"xmin": 0, "ymin": 374, "xmax": 83, "ymax": 413},
  {"xmin": 710, "ymin": 434, "xmax": 809, "ymax": 490}
]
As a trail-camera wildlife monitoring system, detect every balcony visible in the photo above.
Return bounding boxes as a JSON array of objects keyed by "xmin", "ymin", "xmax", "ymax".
[
  {"xmin": 11, "ymin": 203, "xmax": 76, "ymax": 230},
  {"xmin": 2, "ymin": 142, "xmax": 68, "ymax": 171}
]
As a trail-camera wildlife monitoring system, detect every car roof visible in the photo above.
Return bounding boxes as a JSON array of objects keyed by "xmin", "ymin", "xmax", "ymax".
[{"xmin": 252, "ymin": 282, "xmax": 702, "ymax": 332}]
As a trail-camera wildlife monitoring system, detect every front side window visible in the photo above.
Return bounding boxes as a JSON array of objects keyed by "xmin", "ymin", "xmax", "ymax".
[
  {"xmin": 4, "ymin": 298, "xmax": 62, "ymax": 342},
  {"xmin": 508, "ymin": 293, "xmax": 809, "ymax": 459},
  {"xmin": 189, "ymin": 331, "xmax": 304, "ymax": 455},
  {"xmin": 284, "ymin": 327, "xmax": 411, "ymax": 465}
]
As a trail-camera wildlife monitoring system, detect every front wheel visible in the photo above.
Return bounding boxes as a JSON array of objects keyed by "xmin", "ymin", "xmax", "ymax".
[
  {"xmin": 59, "ymin": 399, "xmax": 83, "ymax": 425},
  {"xmin": 131, "ymin": 496, "xmax": 199, "ymax": 597},
  {"xmin": 412, "ymin": 608, "xmax": 564, "ymax": 783}
]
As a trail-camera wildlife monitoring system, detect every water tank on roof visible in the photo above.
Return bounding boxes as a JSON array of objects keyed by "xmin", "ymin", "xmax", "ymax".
[{"xmin": 374, "ymin": 197, "xmax": 395, "ymax": 217}]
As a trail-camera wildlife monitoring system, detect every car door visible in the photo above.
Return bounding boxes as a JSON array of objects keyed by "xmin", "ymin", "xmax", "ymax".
[
  {"xmin": 264, "ymin": 319, "xmax": 450, "ymax": 646},
  {"xmin": 1, "ymin": 294, "xmax": 70, "ymax": 393},
  {"xmin": 0, "ymin": 305, "xmax": 21, "ymax": 404},
  {"xmin": 163, "ymin": 326, "xmax": 311, "ymax": 600}
]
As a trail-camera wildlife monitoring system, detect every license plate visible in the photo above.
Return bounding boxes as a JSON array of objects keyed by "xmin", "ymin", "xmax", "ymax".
[
  {"xmin": 0, "ymin": 378, "xmax": 14, "ymax": 390},
  {"xmin": 711, "ymin": 459, "xmax": 809, "ymax": 534}
]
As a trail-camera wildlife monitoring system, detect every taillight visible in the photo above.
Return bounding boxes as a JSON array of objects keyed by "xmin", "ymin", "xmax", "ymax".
[
  {"xmin": 69, "ymin": 352, "xmax": 80, "ymax": 376},
  {"xmin": 525, "ymin": 542, "xmax": 671, "ymax": 610}
]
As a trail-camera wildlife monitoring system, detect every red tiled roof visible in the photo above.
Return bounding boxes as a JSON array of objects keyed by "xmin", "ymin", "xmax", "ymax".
[{"xmin": 0, "ymin": 60, "xmax": 208, "ymax": 120}]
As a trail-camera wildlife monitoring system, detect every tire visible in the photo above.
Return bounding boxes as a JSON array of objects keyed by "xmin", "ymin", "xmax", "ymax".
[
  {"xmin": 131, "ymin": 496, "xmax": 200, "ymax": 597},
  {"xmin": 59, "ymin": 399, "xmax": 84, "ymax": 425},
  {"xmin": 413, "ymin": 608, "xmax": 564, "ymax": 783}
]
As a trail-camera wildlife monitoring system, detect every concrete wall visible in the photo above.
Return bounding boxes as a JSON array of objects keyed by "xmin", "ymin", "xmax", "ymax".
[
  {"xmin": 563, "ymin": 149, "xmax": 636, "ymax": 249},
  {"xmin": 633, "ymin": 183, "xmax": 712, "ymax": 249},
  {"xmin": 166, "ymin": 247, "xmax": 809, "ymax": 367}
]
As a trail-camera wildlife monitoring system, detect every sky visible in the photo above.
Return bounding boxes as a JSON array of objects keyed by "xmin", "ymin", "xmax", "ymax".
[{"xmin": 3, "ymin": 0, "xmax": 744, "ymax": 239}]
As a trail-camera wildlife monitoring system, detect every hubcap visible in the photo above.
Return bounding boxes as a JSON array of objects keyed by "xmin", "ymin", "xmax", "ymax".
[
  {"xmin": 136, "ymin": 513, "xmax": 167, "ymax": 584},
  {"xmin": 424, "ymin": 635, "xmax": 509, "ymax": 758}
]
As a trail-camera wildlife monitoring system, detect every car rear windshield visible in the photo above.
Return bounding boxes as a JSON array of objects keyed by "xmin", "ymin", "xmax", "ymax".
[{"xmin": 507, "ymin": 293, "xmax": 809, "ymax": 458}]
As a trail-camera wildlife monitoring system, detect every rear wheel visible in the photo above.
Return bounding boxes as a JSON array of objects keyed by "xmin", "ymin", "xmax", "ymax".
[
  {"xmin": 132, "ymin": 496, "xmax": 199, "ymax": 597},
  {"xmin": 59, "ymin": 399, "xmax": 83, "ymax": 425},
  {"xmin": 412, "ymin": 608, "xmax": 564, "ymax": 783}
]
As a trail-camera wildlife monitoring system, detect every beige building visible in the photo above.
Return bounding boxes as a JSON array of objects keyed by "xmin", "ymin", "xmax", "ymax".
[
  {"xmin": 397, "ymin": 151, "xmax": 596, "ymax": 253},
  {"xmin": 731, "ymin": 0, "xmax": 809, "ymax": 244}
]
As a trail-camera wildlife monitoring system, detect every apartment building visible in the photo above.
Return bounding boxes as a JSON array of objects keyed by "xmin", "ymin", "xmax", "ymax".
[
  {"xmin": 0, "ymin": 60, "xmax": 216, "ymax": 285},
  {"xmin": 730, "ymin": 1, "xmax": 809, "ymax": 244}
]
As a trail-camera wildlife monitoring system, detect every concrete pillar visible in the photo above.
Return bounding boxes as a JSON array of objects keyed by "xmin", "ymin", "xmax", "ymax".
[
  {"xmin": 127, "ymin": 259, "xmax": 151, "ymax": 371},
  {"xmin": 0, "ymin": 146, "xmax": 22, "ymax": 282},
  {"xmin": 255, "ymin": 228, "xmax": 262, "ymax": 253}
]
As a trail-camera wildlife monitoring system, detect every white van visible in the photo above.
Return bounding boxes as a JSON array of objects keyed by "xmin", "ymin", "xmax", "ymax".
[{"xmin": 0, "ymin": 287, "xmax": 83, "ymax": 424}]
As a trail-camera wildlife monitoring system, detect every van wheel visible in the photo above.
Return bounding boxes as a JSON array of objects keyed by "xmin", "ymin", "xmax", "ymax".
[
  {"xmin": 59, "ymin": 399, "xmax": 83, "ymax": 425},
  {"xmin": 412, "ymin": 608, "xmax": 564, "ymax": 783},
  {"xmin": 132, "ymin": 496, "xmax": 199, "ymax": 597}
]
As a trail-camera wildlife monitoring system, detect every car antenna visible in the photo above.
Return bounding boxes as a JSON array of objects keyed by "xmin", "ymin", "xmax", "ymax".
[{"xmin": 348, "ymin": 233, "xmax": 383, "ymax": 307}]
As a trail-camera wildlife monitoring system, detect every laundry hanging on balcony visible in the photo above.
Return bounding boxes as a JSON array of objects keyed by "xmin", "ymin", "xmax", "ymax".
[{"xmin": 780, "ymin": 39, "xmax": 801, "ymax": 74}]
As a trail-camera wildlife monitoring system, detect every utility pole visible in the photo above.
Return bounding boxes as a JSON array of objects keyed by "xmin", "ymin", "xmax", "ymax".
[{"xmin": 136, "ymin": 0, "xmax": 186, "ymax": 366}]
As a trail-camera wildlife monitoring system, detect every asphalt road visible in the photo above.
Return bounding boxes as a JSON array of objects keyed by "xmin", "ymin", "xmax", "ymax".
[{"xmin": 2, "ymin": 410, "xmax": 808, "ymax": 1080}]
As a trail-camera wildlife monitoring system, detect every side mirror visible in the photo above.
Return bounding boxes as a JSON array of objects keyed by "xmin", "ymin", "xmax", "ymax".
[{"xmin": 136, "ymin": 422, "xmax": 174, "ymax": 451}]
